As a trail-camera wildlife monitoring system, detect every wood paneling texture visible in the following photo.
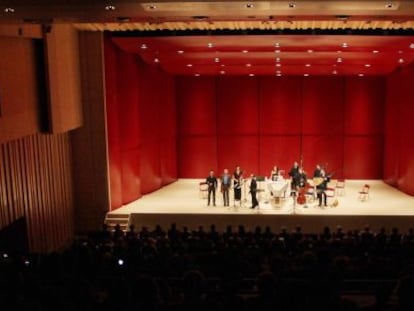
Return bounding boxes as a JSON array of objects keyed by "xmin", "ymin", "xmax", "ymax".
[
  {"xmin": 44, "ymin": 24, "xmax": 83, "ymax": 133},
  {"xmin": 0, "ymin": 36, "xmax": 44, "ymax": 143},
  {"xmin": 0, "ymin": 133, "xmax": 74, "ymax": 253}
]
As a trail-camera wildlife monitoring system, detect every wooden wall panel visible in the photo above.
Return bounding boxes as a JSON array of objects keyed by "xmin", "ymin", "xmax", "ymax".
[
  {"xmin": 0, "ymin": 133, "xmax": 74, "ymax": 253},
  {"xmin": 44, "ymin": 24, "xmax": 83, "ymax": 133},
  {"xmin": 0, "ymin": 36, "xmax": 43, "ymax": 143}
]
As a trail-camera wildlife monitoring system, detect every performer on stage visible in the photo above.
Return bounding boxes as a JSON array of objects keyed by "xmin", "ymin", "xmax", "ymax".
[
  {"xmin": 249, "ymin": 174, "xmax": 259, "ymax": 209},
  {"xmin": 288, "ymin": 161, "xmax": 300, "ymax": 193},
  {"xmin": 316, "ymin": 169, "xmax": 330, "ymax": 207},
  {"xmin": 297, "ymin": 167, "xmax": 307, "ymax": 188},
  {"xmin": 220, "ymin": 168, "xmax": 232, "ymax": 207},
  {"xmin": 206, "ymin": 170, "xmax": 217, "ymax": 206},
  {"xmin": 233, "ymin": 165, "xmax": 243, "ymax": 207},
  {"xmin": 313, "ymin": 164, "xmax": 322, "ymax": 178},
  {"xmin": 269, "ymin": 165, "xmax": 280, "ymax": 181}
]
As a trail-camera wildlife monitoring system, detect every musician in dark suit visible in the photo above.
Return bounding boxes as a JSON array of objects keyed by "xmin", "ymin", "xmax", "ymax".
[
  {"xmin": 316, "ymin": 169, "xmax": 330, "ymax": 207},
  {"xmin": 233, "ymin": 165, "xmax": 243, "ymax": 207},
  {"xmin": 206, "ymin": 170, "xmax": 217, "ymax": 206},
  {"xmin": 297, "ymin": 167, "xmax": 307, "ymax": 188},
  {"xmin": 220, "ymin": 168, "xmax": 232, "ymax": 206},
  {"xmin": 288, "ymin": 161, "xmax": 300, "ymax": 194},
  {"xmin": 249, "ymin": 174, "xmax": 259, "ymax": 209},
  {"xmin": 313, "ymin": 164, "xmax": 322, "ymax": 178}
]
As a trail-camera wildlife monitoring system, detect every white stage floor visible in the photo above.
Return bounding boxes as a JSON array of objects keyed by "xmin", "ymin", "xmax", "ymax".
[{"xmin": 109, "ymin": 179, "xmax": 414, "ymax": 233}]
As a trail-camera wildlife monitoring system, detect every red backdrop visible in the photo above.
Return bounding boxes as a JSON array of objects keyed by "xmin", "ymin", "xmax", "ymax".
[
  {"xmin": 177, "ymin": 75, "xmax": 385, "ymax": 180},
  {"xmin": 385, "ymin": 63, "xmax": 414, "ymax": 195},
  {"xmin": 105, "ymin": 39, "xmax": 177, "ymax": 210}
]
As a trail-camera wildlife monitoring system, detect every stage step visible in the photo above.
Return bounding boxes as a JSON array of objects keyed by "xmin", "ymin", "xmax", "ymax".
[{"xmin": 104, "ymin": 213, "xmax": 130, "ymax": 232}]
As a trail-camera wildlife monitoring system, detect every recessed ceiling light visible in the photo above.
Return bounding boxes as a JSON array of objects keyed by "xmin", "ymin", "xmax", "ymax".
[
  {"xmin": 385, "ymin": 2, "xmax": 394, "ymax": 9},
  {"xmin": 358, "ymin": 73, "xmax": 364, "ymax": 77},
  {"xmin": 187, "ymin": 64, "xmax": 193, "ymax": 67},
  {"xmin": 365, "ymin": 64, "xmax": 371, "ymax": 67},
  {"xmin": 342, "ymin": 42, "xmax": 348, "ymax": 48},
  {"xmin": 337, "ymin": 57, "xmax": 343, "ymax": 63},
  {"xmin": 276, "ymin": 63, "xmax": 281, "ymax": 67},
  {"xmin": 275, "ymin": 42, "xmax": 281, "ymax": 48},
  {"xmin": 246, "ymin": 63, "xmax": 252, "ymax": 67},
  {"xmin": 332, "ymin": 70, "xmax": 338, "ymax": 75},
  {"xmin": 307, "ymin": 49, "xmax": 313, "ymax": 53},
  {"xmin": 214, "ymin": 57, "xmax": 220, "ymax": 63},
  {"xmin": 276, "ymin": 70, "xmax": 282, "ymax": 74},
  {"xmin": 195, "ymin": 73, "xmax": 200, "ymax": 77},
  {"xmin": 276, "ymin": 73, "xmax": 282, "ymax": 77},
  {"xmin": 4, "ymin": 7, "xmax": 15, "ymax": 13},
  {"xmin": 242, "ymin": 49, "xmax": 249, "ymax": 53},
  {"xmin": 245, "ymin": 3, "xmax": 254, "ymax": 8},
  {"xmin": 220, "ymin": 64, "xmax": 226, "ymax": 67},
  {"xmin": 207, "ymin": 43, "xmax": 213, "ymax": 48},
  {"xmin": 154, "ymin": 58, "xmax": 159, "ymax": 63},
  {"xmin": 276, "ymin": 57, "xmax": 281, "ymax": 62},
  {"xmin": 398, "ymin": 58, "xmax": 404, "ymax": 64},
  {"xmin": 372, "ymin": 50, "xmax": 379, "ymax": 54},
  {"xmin": 220, "ymin": 70, "xmax": 226, "ymax": 75},
  {"xmin": 275, "ymin": 50, "xmax": 281, "ymax": 53},
  {"xmin": 304, "ymin": 73, "xmax": 309, "ymax": 77},
  {"xmin": 305, "ymin": 64, "xmax": 311, "ymax": 67},
  {"xmin": 288, "ymin": 3, "xmax": 296, "ymax": 8},
  {"xmin": 177, "ymin": 50, "xmax": 184, "ymax": 54},
  {"xmin": 337, "ymin": 50, "xmax": 342, "ymax": 53},
  {"xmin": 140, "ymin": 44, "xmax": 148, "ymax": 49},
  {"xmin": 104, "ymin": 5, "xmax": 116, "ymax": 11},
  {"xmin": 410, "ymin": 43, "xmax": 414, "ymax": 49},
  {"xmin": 398, "ymin": 50, "xmax": 403, "ymax": 54},
  {"xmin": 147, "ymin": 4, "xmax": 157, "ymax": 10},
  {"xmin": 249, "ymin": 73, "xmax": 255, "ymax": 77}
]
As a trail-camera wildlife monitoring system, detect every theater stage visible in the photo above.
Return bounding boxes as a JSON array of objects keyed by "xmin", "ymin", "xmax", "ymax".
[{"xmin": 108, "ymin": 179, "xmax": 414, "ymax": 233}]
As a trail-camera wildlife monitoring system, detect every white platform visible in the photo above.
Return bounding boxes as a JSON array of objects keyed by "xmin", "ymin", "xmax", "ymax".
[{"xmin": 109, "ymin": 179, "xmax": 414, "ymax": 233}]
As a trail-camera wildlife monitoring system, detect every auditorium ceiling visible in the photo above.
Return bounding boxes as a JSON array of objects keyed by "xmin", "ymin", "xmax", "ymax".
[{"xmin": 3, "ymin": 1, "xmax": 414, "ymax": 76}]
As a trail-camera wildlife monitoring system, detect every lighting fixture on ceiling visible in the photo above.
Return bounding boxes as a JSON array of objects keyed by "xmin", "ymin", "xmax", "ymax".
[
  {"xmin": 147, "ymin": 4, "xmax": 157, "ymax": 10},
  {"xmin": 385, "ymin": 2, "xmax": 395, "ymax": 9},
  {"xmin": 372, "ymin": 50, "xmax": 379, "ymax": 54},
  {"xmin": 410, "ymin": 43, "xmax": 414, "ymax": 49},
  {"xmin": 276, "ymin": 57, "xmax": 281, "ymax": 62},
  {"xmin": 342, "ymin": 42, "xmax": 348, "ymax": 48},
  {"xmin": 288, "ymin": 3, "xmax": 296, "ymax": 8},
  {"xmin": 305, "ymin": 64, "xmax": 311, "ymax": 67},
  {"xmin": 186, "ymin": 64, "xmax": 193, "ymax": 67},
  {"xmin": 177, "ymin": 50, "xmax": 184, "ymax": 54},
  {"xmin": 105, "ymin": 4, "xmax": 116, "ymax": 11},
  {"xmin": 153, "ymin": 58, "xmax": 159, "ymax": 63},
  {"xmin": 304, "ymin": 73, "xmax": 309, "ymax": 77},
  {"xmin": 275, "ymin": 50, "xmax": 281, "ymax": 53},
  {"xmin": 242, "ymin": 50, "xmax": 249, "ymax": 53},
  {"xmin": 276, "ymin": 63, "xmax": 281, "ymax": 67},
  {"xmin": 214, "ymin": 57, "xmax": 220, "ymax": 63},
  {"xmin": 365, "ymin": 64, "xmax": 371, "ymax": 67},
  {"xmin": 140, "ymin": 44, "xmax": 147, "ymax": 49},
  {"xmin": 207, "ymin": 43, "xmax": 213, "ymax": 48},
  {"xmin": 195, "ymin": 74, "xmax": 200, "ymax": 77},
  {"xmin": 398, "ymin": 58, "xmax": 404, "ymax": 64},
  {"xmin": 358, "ymin": 73, "xmax": 364, "ymax": 77},
  {"xmin": 246, "ymin": 63, "xmax": 252, "ymax": 67},
  {"xmin": 4, "ymin": 7, "xmax": 15, "ymax": 13},
  {"xmin": 275, "ymin": 43, "xmax": 281, "ymax": 48},
  {"xmin": 249, "ymin": 73, "xmax": 255, "ymax": 77},
  {"xmin": 337, "ymin": 57, "xmax": 343, "ymax": 63},
  {"xmin": 332, "ymin": 70, "xmax": 338, "ymax": 75},
  {"xmin": 307, "ymin": 49, "xmax": 313, "ymax": 53},
  {"xmin": 245, "ymin": 3, "xmax": 254, "ymax": 8},
  {"xmin": 220, "ymin": 70, "xmax": 226, "ymax": 75}
]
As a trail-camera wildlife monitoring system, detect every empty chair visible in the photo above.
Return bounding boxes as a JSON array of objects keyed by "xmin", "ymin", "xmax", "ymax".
[
  {"xmin": 199, "ymin": 182, "xmax": 208, "ymax": 199},
  {"xmin": 335, "ymin": 179, "xmax": 346, "ymax": 196},
  {"xmin": 358, "ymin": 184, "xmax": 370, "ymax": 201}
]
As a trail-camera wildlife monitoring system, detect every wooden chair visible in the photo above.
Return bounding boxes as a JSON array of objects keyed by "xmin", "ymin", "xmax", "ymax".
[
  {"xmin": 199, "ymin": 182, "xmax": 208, "ymax": 199},
  {"xmin": 335, "ymin": 179, "xmax": 346, "ymax": 196},
  {"xmin": 358, "ymin": 184, "xmax": 370, "ymax": 201}
]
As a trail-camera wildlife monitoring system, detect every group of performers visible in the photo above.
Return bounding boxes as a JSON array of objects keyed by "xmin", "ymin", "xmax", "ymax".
[{"xmin": 205, "ymin": 161, "xmax": 331, "ymax": 208}]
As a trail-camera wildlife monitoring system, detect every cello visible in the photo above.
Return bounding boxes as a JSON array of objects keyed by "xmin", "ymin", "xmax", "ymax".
[{"xmin": 297, "ymin": 186, "xmax": 306, "ymax": 205}]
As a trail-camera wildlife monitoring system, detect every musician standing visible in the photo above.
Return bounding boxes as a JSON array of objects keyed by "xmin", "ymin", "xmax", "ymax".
[
  {"xmin": 206, "ymin": 170, "xmax": 217, "ymax": 206},
  {"xmin": 288, "ymin": 161, "xmax": 300, "ymax": 193},
  {"xmin": 233, "ymin": 165, "xmax": 243, "ymax": 207},
  {"xmin": 313, "ymin": 164, "xmax": 322, "ymax": 178},
  {"xmin": 297, "ymin": 167, "xmax": 307, "ymax": 188},
  {"xmin": 249, "ymin": 174, "xmax": 259, "ymax": 209},
  {"xmin": 316, "ymin": 169, "xmax": 330, "ymax": 207},
  {"xmin": 220, "ymin": 168, "xmax": 232, "ymax": 207}
]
